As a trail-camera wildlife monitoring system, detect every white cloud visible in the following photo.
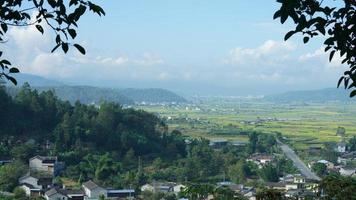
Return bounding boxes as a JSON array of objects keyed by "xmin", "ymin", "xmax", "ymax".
[
  {"xmin": 4, "ymin": 24, "xmax": 166, "ymax": 81},
  {"xmin": 298, "ymin": 47, "xmax": 345, "ymax": 69},
  {"xmin": 223, "ymin": 40, "xmax": 295, "ymax": 66}
]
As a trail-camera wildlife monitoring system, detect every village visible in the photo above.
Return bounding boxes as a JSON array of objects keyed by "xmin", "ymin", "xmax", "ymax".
[{"xmin": 0, "ymin": 135, "xmax": 354, "ymax": 200}]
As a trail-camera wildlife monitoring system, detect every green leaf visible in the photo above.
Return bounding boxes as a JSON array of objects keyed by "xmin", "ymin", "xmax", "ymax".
[
  {"xmin": 1, "ymin": 60, "xmax": 11, "ymax": 65},
  {"xmin": 4, "ymin": 74, "xmax": 17, "ymax": 85},
  {"xmin": 74, "ymin": 44, "xmax": 86, "ymax": 55},
  {"xmin": 62, "ymin": 43, "xmax": 69, "ymax": 53},
  {"xmin": 9, "ymin": 67, "xmax": 19, "ymax": 73},
  {"xmin": 1, "ymin": 23, "xmax": 8, "ymax": 33},
  {"xmin": 337, "ymin": 76, "xmax": 344, "ymax": 88},
  {"xmin": 36, "ymin": 25, "xmax": 44, "ymax": 34},
  {"xmin": 68, "ymin": 29, "xmax": 77, "ymax": 39},
  {"xmin": 51, "ymin": 44, "xmax": 61, "ymax": 53},
  {"xmin": 284, "ymin": 31, "xmax": 295, "ymax": 41},
  {"xmin": 48, "ymin": 0, "xmax": 57, "ymax": 8},
  {"xmin": 329, "ymin": 51, "xmax": 335, "ymax": 62},
  {"xmin": 350, "ymin": 90, "xmax": 356, "ymax": 98},
  {"xmin": 273, "ymin": 10, "xmax": 281, "ymax": 19},
  {"xmin": 303, "ymin": 36, "xmax": 309, "ymax": 44}
]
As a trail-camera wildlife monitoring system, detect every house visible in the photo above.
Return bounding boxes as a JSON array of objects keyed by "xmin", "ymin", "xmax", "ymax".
[
  {"xmin": 317, "ymin": 160, "xmax": 334, "ymax": 169},
  {"xmin": 339, "ymin": 167, "xmax": 356, "ymax": 176},
  {"xmin": 0, "ymin": 157, "xmax": 12, "ymax": 165},
  {"xmin": 82, "ymin": 180, "xmax": 107, "ymax": 199},
  {"xmin": 266, "ymin": 182, "xmax": 286, "ymax": 190},
  {"xmin": 141, "ymin": 182, "xmax": 175, "ymax": 193},
  {"xmin": 44, "ymin": 187, "xmax": 85, "ymax": 200},
  {"xmin": 18, "ymin": 172, "xmax": 53, "ymax": 196},
  {"xmin": 231, "ymin": 141, "xmax": 248, "ymax": 147},
  {"xmin": 173, "ymin": 184, "xmax": 186, "ymax": 195},
  {"xmin": 336, "ymin": 142, "xmax": 347, "ymax": 153},
  {"xmin": 19, "ymin": 183, "xmax": 41, "ymax": 197},
  {"xmin": 106, "ymin": 189, "xmax": 135, "ymax": 199},
  {"xmin": 246, "ymin": 153, "xmax": 274, "ymax": 168},
  {"xmin": 209, "ymin": 139, "xmax": 228, "ymax": 149},
  {"xmin": 29, "ymin": 156, "xmax": 64, "ymax": 176}
]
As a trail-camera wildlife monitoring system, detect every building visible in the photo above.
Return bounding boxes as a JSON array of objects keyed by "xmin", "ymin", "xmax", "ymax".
[
  {"xmin": 82, "ymin": 180, "xmax": 107, "ymax": 200},
  {"xmin": 141, "ymin": 182, "xmax": 176, "ymax": 193},
  {"xmin": 18, "ymin": 172, "xmax": 53, "ymax": 197},
  {"xmin": 209, "ymin": 139, "xmax": 228, "ymax": 149},
  {"xmin": 0, "ymin": 157, "xmax": 12, "ymax": 165},
  {"xmin": 29, "ymin": 156, "xmax": 64, "ymax": 176},
  {"xmin": 339, "ymin": 167, "xmax": 356, "ymax": 176},
  {"xmin": 44, "ymin": 188, "xmax": 85, "ymax": 200},
  {"xmin": 106, "ymin": 189, "xmax": 135, "ymax": 199},
  {"xmin": 246, "ymin": 153, "xmax": 274, "ymax": 168},
  {"xmin": 336, "ymin": 142, "xmax": 347, "ymax": 153},
  {"xmin": 173, "ymin": 184, "xmax": 186, "ymax": 195}
]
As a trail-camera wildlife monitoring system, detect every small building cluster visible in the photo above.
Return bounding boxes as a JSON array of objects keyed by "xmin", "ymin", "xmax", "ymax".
[
  {"xmin": 246, "ymin": 153, "xmax": 274, "ymax": 168},
  {"xmin": 266, "ymin": 174, "xmax": 319, "ymax": 199},
  {"xmin": 17, "ymin": 156, "xmax": 135, "ymax": 200}
]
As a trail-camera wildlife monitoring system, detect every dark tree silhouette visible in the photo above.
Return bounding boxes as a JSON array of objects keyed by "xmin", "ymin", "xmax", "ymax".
[
  {"xmin": 0, "ymin": 0, "xmax": 104, "ymax": 85},
  {"xmin": 274, "ymin": 0, "xmax": 356, "ymax": 97}
]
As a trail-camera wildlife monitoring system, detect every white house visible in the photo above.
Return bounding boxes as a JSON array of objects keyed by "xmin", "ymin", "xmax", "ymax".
[
  {"xmin": 336, "ymin": 142, "xmax": 347, "ymax": 153},
  {"xmin": 339, "ymin": 167, "xmax": 356, "ymax": 176},
  {"xmin": 173, "ymin": 184, "xmax": 186, "ymax": 195},
  {"xmin": 18, "ymin": 173, "xmax": 53, "ymax": 196},
  {"xmin": 82, "ymin": 180, "xmax": 107, "ymax": 200},
  {"xmin": 29, "ymin": 156, "xmax": 64, "ymax": 176}
]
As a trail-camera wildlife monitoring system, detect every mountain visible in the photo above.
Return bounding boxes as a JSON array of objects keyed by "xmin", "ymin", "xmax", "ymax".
[
  {"xmin": 36, "ymin": 86, "xmax": 134, "ymax": 105},
  {"xmin": 10, "ymin": 73, "xmax": 64, "ymax": 87},
  {"xmin": 119, "ymin": 88, "xmax": 188, "ymax": 103},
  {"xmin": 264, "ymin": 88, "xmax": 354, "ymax": 103}
]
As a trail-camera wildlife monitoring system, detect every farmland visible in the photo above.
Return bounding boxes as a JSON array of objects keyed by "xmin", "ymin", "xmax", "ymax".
[{"xmin": 136, "ymin": 96, "xmax": 356, "ymax": 152}]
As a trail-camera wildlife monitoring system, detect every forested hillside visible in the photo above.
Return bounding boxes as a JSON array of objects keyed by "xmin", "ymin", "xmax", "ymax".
[{"xmin": 7, "ymin": 85, "xmax": 187, "ymax": 105}]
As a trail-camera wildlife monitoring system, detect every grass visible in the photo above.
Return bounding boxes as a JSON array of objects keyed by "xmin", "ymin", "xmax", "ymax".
[{"xmin": 136, "ymin": 99, "xmax": 356, "ymax": 151}]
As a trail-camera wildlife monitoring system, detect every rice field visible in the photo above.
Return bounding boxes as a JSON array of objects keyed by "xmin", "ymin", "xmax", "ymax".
[{"xmin": 136, "ymin": 98, "xmax": 356, "ymax": 151}]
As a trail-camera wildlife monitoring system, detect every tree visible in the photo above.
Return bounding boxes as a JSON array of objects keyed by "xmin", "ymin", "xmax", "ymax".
[
  {"xmin": 256, "ymin": 188, "xmax": 285, "ymax": 200},
  {"xmin": 0, "ymin": 0, "xmax": 105, "ymax": 85},
  {"xmin": 0, "ymin": 161, "xmax": 27, "ymax": 192},
  {"xmin": 274, "ymin": 0, "xmax": 356, "ymax": 97},
  {"xmin": 312, "ymin": 162, "xmax": 327, "ymax": 177},
  {"xmin": 259, "ymin": 163, "xmax": 279, "ymax": 182},
  {"xmin": 13, "ymin": 187, "xmax": 27, "ymax": 200},
  {"xmin": 348, "ymin": 136, "xmax": 356, "ymax": 151},
  {"xmin": 336, "ymin": 126, "xmax": 346, "ymax": 136},
  {"xmin": 319, "ymin": 174, "xmax": 356, "ymax": 200}
]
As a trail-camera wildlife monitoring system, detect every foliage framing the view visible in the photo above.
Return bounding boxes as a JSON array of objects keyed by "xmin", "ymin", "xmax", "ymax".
[
  {"xmin": 0, "ymin": 0, "xmax": 105, "ymax": 85},
  {"xmin": 274, "ymin": 0, "xmax": 356, "ymax": 97}
]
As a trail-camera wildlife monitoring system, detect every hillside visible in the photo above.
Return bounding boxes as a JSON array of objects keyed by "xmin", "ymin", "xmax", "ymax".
[
  {"xmin": 36, "ymin": 86, "xmax": 135, "ymax": 105},
  {"xmin": 264, "ymin": 88, "xmax": 354, "ymax": 103},
  {"xmin": 120, "ymin": 88, "xmax": 188, "ymax": 103},
  {"xmin": 6, "ymin": 74, "xmax": 187, "ymax": 104}
]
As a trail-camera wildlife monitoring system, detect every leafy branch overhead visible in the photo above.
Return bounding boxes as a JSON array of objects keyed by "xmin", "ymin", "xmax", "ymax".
[
  {"xmin": 274, "ymin": 0, "xmax": 356, "ymax": 97},
  {"xmin": 0, "ymin": 0, "xmax": 105, "ymax": 85}
]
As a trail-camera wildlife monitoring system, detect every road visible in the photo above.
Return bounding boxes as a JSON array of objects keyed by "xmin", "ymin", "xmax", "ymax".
[{"xmin": 277, "ymin": 139, "xmax": 321, "ymax": 181}]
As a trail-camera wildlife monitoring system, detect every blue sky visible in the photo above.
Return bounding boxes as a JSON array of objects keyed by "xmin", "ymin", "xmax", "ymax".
[{"xmin": 5, "ymin": 0, "xmax": 347, "ymax": 95}]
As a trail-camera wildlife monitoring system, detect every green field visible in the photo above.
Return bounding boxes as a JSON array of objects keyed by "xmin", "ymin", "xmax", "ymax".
[{"xmin": 135, "ymin": 97, "xmax": 356, "ymax": 151}]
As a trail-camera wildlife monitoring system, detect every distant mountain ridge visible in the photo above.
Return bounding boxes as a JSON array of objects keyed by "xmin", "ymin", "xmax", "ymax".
[
  {"xmin": 119, "ymin": 88, "xmax": 187, "ymax": 103},
  {"xmin": 264, "ymin": 88, "xmax": 354, "ymax": 102},
  {"xmin": 6, "ymin": 73, "xmax": 187, "ymax": 105}
]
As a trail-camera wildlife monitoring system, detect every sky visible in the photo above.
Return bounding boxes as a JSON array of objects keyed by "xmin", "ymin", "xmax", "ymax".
[{"xmin": 3, "ymin": 0, "xmax": 348, "ymax": 95}]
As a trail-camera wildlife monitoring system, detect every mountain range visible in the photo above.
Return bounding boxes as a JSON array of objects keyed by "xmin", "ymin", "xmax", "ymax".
[{"xmin": 6, "ymin": 73, "xmax": 188, "ymax": 105}]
